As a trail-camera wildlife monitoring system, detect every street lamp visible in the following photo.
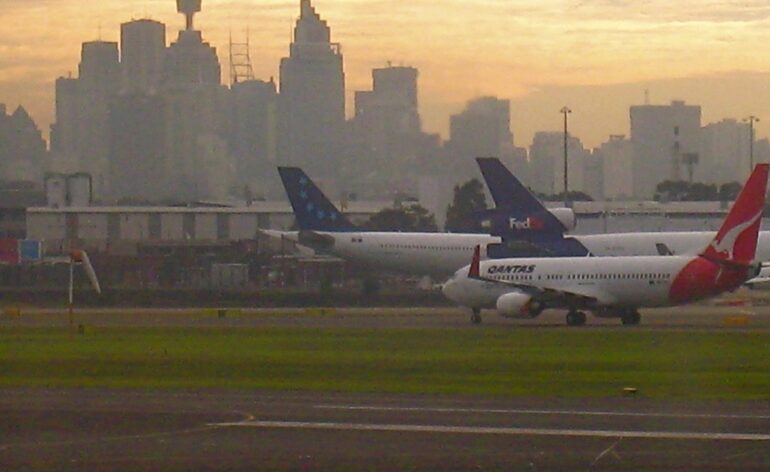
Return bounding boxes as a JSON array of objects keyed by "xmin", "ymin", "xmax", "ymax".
[
  {"xmin": 744, "ymin": 115, "xmax": 760, "ymax": 174},
  {"xmin": 560, "ymin": 106, "xmax": 572, "ymax": 207}
]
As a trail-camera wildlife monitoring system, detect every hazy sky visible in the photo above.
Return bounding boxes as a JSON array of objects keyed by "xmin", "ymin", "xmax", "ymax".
[{"xmin": 2, "ymin": 0, "xmax": 770, "ymax": 147}]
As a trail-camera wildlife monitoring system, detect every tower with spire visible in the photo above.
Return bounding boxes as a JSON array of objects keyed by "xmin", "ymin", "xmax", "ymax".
[{"xmin": 279, "ymin": 0, "xmax": 346, "ymax": 177}]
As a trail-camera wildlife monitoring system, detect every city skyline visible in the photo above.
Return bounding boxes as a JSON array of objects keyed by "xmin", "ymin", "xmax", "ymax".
[{"xmin": 3, "ymin": 0, "xmax": 770, "ymax": 148}]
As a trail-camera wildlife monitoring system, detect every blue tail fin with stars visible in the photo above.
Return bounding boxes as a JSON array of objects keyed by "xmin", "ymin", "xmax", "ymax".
[{"xmin": 278, "ymin": 167, "xmax": 358, "ymax": 232}]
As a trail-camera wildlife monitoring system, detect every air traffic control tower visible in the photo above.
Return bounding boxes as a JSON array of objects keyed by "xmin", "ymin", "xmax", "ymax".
[{"xmin": 177, "ymin": 0, "xmax": 202, "ymax": 31}]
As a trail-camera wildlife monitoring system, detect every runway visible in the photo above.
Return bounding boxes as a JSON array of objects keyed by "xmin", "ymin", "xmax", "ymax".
[
  {"xmin": 5, "ymin": 302, "xmax": 770, "ymax": 331},
  {"xmin": 1, "ymin": 389, "xmax": 768, "ymax": 470}
]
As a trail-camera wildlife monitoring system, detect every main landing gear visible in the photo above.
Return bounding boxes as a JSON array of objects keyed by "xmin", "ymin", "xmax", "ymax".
[
  {"xmin": 470, "ymin": 308, "xmax": 482, "ymax": 325},
  {"xmin": 566, "ymin": 310, "xmax": 587, "ymax": 327},
  {"xmin": 620, "ymin": 309, "xmax": 641, "ymax": 326}
]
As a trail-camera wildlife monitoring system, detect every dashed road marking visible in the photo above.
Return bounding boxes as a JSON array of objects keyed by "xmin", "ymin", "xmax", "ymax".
[{"xmin": 211, "ymin": 420, "xmax": 770, "ymax": 441}]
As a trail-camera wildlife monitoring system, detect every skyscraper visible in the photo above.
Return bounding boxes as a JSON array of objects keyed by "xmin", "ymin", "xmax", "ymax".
[
  {"xmin": 163, "ymin": 0, "xmax": 228, "ymax": 200},
  {"xmin": 50, "ymin": 41, "xmax": 119, "ymax": 195},
  {"xmin": 529, "ymin": 131, "xmax": 587, "ymax": 196},
  {"xmin": 446, "ymin": 97, "xmax": 515, "ymax": 180},
  {"xmin": 120, "ymin": 19, "xmax": 166, "ymax": 94},
  {"xmin": 279, "ymin": 0, "xmax": 345, "ymax": 177},
  {"xmin": 630, "ymin": 100, "xmax": 701, "ymax": 198}
]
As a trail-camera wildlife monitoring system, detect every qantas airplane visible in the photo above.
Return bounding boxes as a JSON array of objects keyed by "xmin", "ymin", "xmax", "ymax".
[
  {"xmin": 477, "ymin": 157, "xmax": 770, "ymax": 284},
  {"xmin": 442, "ymin": 164, "xmax": 769, "ymax": 326},
  {"xmin": 269, "ymin": 167, "xmax": 576, "ymax": 277}
]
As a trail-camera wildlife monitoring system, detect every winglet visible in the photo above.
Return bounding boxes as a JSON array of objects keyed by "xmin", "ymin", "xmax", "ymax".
[
  {"xmin": 469, "ymin": 245, "xmax": 481, "ymax": 278},
  {"xmin": 702, "ymin": 164, "xmax": 769, "ymax": 263}
]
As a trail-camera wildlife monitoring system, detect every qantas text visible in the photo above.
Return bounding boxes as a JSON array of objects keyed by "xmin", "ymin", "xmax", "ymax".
[{"xmin": 487, "ymin": 264, "xmax": 536, "ymax": 274}]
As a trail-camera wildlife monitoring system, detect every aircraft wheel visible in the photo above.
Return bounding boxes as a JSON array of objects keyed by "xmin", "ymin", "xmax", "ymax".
[
  {"xmin": 566, "ymin": 311, "xmax": 586, "ymax": 327},
  {"xmin": 471, "ymin": 308, "xmax": 482, "ymax": 325},
  {"xmin": 621, "ymin": 310, "xmax": 641, "ymax": 326}
]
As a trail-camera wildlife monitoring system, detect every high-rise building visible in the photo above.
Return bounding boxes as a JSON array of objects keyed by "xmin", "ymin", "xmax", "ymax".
[
  {"xmin": 596, "ymin": 135, "xmax": 633, "ymax": 199},
  {"xmin": 162, "ymin": 0, "xmax": 229, "ymax": 200},
  {"xmin": 529, "ymin": 131, "xmax": 587, "ymax": 197},
  {"xmin": 50, "ymin": 41, "xmax": 119, "ymax": 195},
  {"xmin": 350, "ymin": 65, "xmax": 424, "ymax": 188},
  {"xmin": 446, "ymin": 97, "xmax": 514, "ymax": 180},
  {"xmin": 279, "ymin": 0, "xmax": 345, "ymax": 177},
  {"xmin": 0, "ymin": 105, "xmax": 46, "ymax": 183},
  {"xmin": 227, "ymin": 79, "xmax": 278, "ymax": 189},
  {"xmin": 699, "ymin": 119, "xmax": 751, "ymax": 185},
  {"xmin": 120, "ymin": 19, "xmax": 166, "ymax": 93},
  {"xmin": 108, "ymin": 94, "xmax": 167, "ymax": 201},
  {"xmin": 630, "ymin": 100, "xmax": 701, "ymax": 198}
]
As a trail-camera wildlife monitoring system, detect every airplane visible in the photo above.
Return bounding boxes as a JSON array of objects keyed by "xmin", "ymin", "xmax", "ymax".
[
  {"xmin": 476, "ymin": 157, "xmax": 770, "ymax": 283},
  {"xmin": 442, "ymin": 164, "xmax": 769, "ymax": 326},
  {"xmin": 269, "ymin": 167, "xmax": 580, "ymax": 278}
]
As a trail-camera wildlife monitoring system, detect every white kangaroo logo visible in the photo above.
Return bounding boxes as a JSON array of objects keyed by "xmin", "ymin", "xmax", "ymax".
[{"xmin": 710, "ymin": 210, "xmax": 762, "ymax": 260}]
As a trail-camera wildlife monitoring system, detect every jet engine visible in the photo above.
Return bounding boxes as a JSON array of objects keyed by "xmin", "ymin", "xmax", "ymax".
[
  {"xmin": 549, "ymin": 208, "xmax": 577, "ymax": 232},
  {"xmin": 496, "ymin": 292, "xmax": 543, "ymax": 319}
]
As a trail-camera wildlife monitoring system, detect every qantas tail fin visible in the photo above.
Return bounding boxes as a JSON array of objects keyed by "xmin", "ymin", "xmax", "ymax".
[
  {"xmin": 469, "ymin": 245, "xmax": 481, "ymax": 278},
  {"xmin": 476, "ymin": 157, "xmax": 570, "ymax": 234},
  {"xmin": 278, "ymin": 167, "xmax": 357, "ymax": 232},
  {"xmin": 702, "ymin": 164, "xmax": 769, "ymax": 263}
]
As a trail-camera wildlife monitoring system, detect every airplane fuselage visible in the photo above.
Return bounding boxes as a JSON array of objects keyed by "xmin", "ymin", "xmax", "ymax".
[{"xmin": 443, "ymin": 254, "xmax": 753, "ymax": 313}]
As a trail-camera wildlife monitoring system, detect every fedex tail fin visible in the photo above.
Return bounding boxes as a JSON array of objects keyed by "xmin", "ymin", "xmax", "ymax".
[
  {"xmin": 477, "ymin": 157, "xmax": 547, "ymax": 211},
  {"xmin": 702, "ymin": 164, "xmax": 769, "ymax": 263},
  {"xmin": 278, "ymin": 167, "xmax": 357, "ymax": 232},
  {"xmin": 475, "ymin": 157, "xmax": 570, "ymax": 234}
]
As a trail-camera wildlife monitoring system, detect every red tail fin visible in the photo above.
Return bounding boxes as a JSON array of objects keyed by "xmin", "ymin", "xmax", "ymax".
[
  {"xmin": 469, "ymin": 245, "xmax": 481, "ymax": 278},
  {"xmin": 702, "ymin": 164, "xmax": 769, "ymax": 263}
]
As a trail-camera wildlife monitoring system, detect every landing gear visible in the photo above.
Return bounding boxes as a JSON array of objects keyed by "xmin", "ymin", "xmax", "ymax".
[
  {"xmin": 621, "ymin": 309, "xmax": 641, "ymax": 326},
  {"xmin": 566, "ymin": 310, "xmax": 587, "ymax": 327},
  {"xmin": 470, "ymin": 308, "xmax": 482, "ymax": 325}
]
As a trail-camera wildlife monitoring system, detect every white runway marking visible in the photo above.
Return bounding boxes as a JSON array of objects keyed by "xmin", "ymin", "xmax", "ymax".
[
  {"xmin": 211, "ymin": 420, "xmax": 770, "ymax": 441},
  {"xmin": 315, "ymin": 404, "xmax": 770, "ymax": 420}
]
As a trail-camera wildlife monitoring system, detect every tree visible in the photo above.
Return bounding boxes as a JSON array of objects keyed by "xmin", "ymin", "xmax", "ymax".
[
  {"xmin": 719, "ymin": 182, "xmax": 742, "ymax": 201},
  {"xmin": 541, "ymin": 190, "xmax": 594, "ymax": 202},
  {"xmin": 655, "ymin": 180, "xmax": 721, "ymax": 201},
  {"xmin": 365, "ymin": 205, "xmax": 438, "ymax": 232},
  {"xmin": 445, "ymin": 179, "xmax": 488, "ymax": 233}
]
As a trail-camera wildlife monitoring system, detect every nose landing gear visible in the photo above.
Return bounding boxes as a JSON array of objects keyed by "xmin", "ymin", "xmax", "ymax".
[{"xmin": 470, "ymin": 308, "xmax": 482, "ymax": 325}]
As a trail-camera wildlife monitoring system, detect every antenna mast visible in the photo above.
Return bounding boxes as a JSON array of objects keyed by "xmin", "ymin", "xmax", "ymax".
[{"xmin": 229, "ymin": 28, "xmax": 255, "ymax": 85}]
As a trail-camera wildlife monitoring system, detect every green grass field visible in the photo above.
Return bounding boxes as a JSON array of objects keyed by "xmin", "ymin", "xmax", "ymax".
[{"xmin": 1, "ymin": 327, "xmax": 768, "ymax": 400}]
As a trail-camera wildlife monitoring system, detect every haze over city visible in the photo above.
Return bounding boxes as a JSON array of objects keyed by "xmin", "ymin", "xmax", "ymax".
[{"xmin": 3, "ymin": 0, "xmax": 770, "ymax": 147}]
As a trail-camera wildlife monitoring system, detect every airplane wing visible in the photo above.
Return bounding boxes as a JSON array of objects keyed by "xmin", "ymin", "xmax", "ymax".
[{"xmin": 468, "ymin": 245, "xmax": 601, "ymax": 307}]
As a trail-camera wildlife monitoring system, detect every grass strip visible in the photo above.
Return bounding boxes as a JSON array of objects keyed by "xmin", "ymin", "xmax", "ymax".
[{"xmin": 1, "ymin": 327, "xmax": 768, "ymax": 400}]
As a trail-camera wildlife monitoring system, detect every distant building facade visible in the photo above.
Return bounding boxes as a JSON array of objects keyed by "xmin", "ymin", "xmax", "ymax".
[
  {"xmin": 0, "ymin": 104, "xmax": 46, "ymax": 183},
  {"xmin": 596, "ymin": 135, "xmax": 633, "ymax": 200},
  {"xmin": 529, "ymin": 131, "xmax": 587, "ymax": 197},
  {"xmin": 630, "ymin": 100, "xmax": 701, "ymax": 198},
  {"xmin": 446, "ymin": 97, "xmax": 515, "ymax": 181},
  {"xmin": 278, "ymin": 0, "xmax": 345, "ymax": 178}
]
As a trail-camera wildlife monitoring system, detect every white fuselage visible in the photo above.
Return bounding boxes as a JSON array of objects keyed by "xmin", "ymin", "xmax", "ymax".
[
  {"xmin": 272, "ymin": 231, "xmax": 502, "ymax": 277},
  {"xmin": 443, "ymin": 255, "xmax": 694, "ymax": 311},
  {"xmin": 577, "ymin": 231, "xmax": 770, "ymax": 260},
  {"xmin": 267, "ymin": 230, "xmax": 770, "ymax": 281}
]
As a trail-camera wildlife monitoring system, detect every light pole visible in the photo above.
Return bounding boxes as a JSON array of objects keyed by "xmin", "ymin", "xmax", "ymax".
[
  {"xmin": 560, "ymin": 106, "xmax": 572, "ymax": 207},
  {"xmin": 744, "ymin": 115, "xmax": 760, "ymax": 174}
]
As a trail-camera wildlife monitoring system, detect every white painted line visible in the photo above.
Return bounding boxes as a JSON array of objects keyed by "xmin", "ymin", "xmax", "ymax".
[
  {"xmin": 210, "ymin": 420, "xmax": 770, "ymax": 441},
  {"xmin": 315, "ymin": 404, "xmax": 770, "ymax": 420}
]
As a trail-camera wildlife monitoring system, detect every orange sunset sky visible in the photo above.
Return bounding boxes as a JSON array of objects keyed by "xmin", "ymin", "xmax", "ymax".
[{"xmin": 2, "ymin": 0, "xmax": 770, "ymax": 147}]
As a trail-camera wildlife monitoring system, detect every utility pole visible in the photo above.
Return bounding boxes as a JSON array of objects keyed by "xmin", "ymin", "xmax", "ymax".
[
  {"xmin": 560, "ymin": 106, "xmax": 572, "ymax": 207},
  {"xmin": 745, "ymin": 115, "xmax": 760, "ymax": 174}
]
